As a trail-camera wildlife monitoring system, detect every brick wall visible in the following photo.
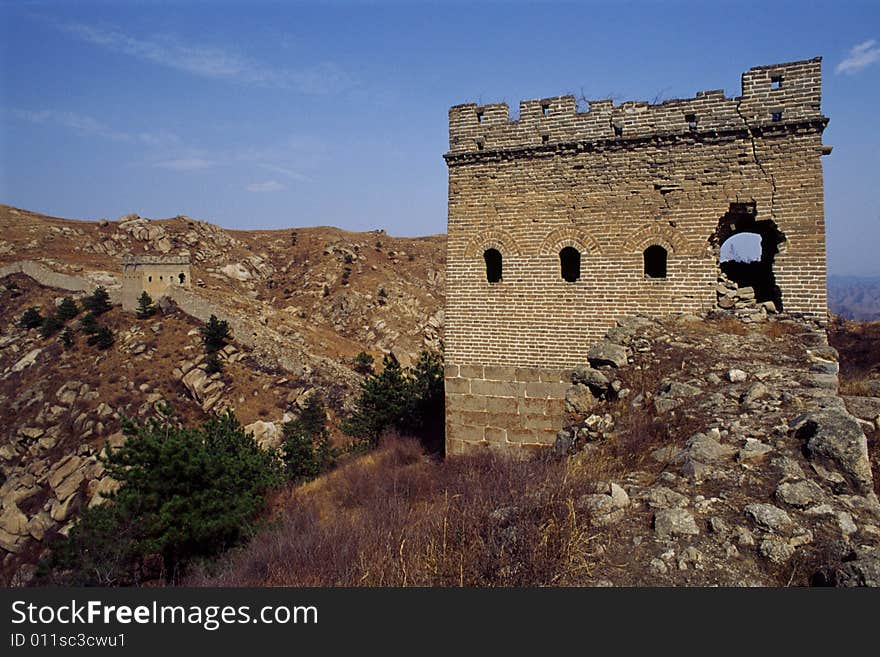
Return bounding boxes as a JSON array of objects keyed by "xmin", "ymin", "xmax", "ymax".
[{"xmin": 444, "ymin": 58, "xmax": 830, "ymax": 453}]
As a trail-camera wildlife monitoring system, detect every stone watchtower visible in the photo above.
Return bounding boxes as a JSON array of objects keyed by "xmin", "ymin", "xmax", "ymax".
[
  {"xmin": 443, "ymin": 57, "xmax": 830, "ymax": 455},
  {"xmin": 121, "ymin": 255, "xmax": 192, "ymax": 312}
]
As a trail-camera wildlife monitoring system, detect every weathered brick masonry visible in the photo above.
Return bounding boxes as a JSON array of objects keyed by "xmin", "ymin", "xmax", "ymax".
[
  {"xmin": 443, "ymin": 57, "xmax": 830, "ymax": 455},
  {"xmin": 121, "ymin": 255, "xmax": 192, "ymax": 312}
]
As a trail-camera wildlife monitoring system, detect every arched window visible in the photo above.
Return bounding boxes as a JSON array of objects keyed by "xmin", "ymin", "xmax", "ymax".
[
  {"xmin": 643, "ymin": 245, "xmax": 668, "ymax": 279},
  {"xmin": 559, "ymin": 247, "xmax": 581, "ymax": 282},
  {"xmin": 148, "ymin": 275, "xmax": 152, "ymax": 282},
  {"xmin": 179, "ymin": 272, "xmax": 186, "ymax": 285},
  {"xmin": 483, "ymin": 248, "xmax": 502, "ymax": 283}
]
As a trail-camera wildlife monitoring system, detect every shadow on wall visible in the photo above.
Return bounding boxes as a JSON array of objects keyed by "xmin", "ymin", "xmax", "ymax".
[{"xmin": 712, "ymin": 203, "xmax": 786, "ymax": 310}]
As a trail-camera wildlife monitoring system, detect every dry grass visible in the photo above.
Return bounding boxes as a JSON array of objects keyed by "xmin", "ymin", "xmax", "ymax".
[
  {"xmin": 762, "ymin": 319, "xmax": 804, "ymax": 339},
  {"xmin": 712, "ymin": 317, "xmax": 749, "ymax": 336},
  {"xmin": 189, "ymin": 435, "xmax": 609, "ymax": 587}
]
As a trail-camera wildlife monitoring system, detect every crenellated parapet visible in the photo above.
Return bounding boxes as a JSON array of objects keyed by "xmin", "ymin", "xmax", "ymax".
[
  {"xmin": 122, "ymin": 255, "xmax": 191, "ymax": 266},
  {"xmin": 447, "ymin": 57, "xmax": 826, "ymax": 162}
]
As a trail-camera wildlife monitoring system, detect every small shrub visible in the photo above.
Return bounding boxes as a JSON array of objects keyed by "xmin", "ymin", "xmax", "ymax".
[
  {"xmin": 40, "ymin": 314, "xmax": 64, "ymax": 338},
  {"xmin": 136, "ymin": 291, "xmax": 156, "ymax": 319},
  {"xmin": 19, "ymin": 307, "xmax": 43, "ymax": 329},
  {"xmin": 80, "ymin": 312, "xmax": 100, "ymax": 335},
  {"xmin": 290, "ymin": 230, "xmax": 298, "ymax": 247},
  {"xmin": 57, "ymin": 297, "xmax": 79, "ymax": 321},
  {"xmin": 353, "ymin": 351, "xmax": 374, "ymax": 375},
  {"xmin": 87, "ymin": 326, "xmax": 115, "ymax": 350},
  {"xmin": 60, "ymin": 327, "xmax": 75, "ymax": 349},
  {"xmin": 83, "ymin": 286, "xmax": 112, "ymax": 315},
  {"xmin": 204, "ymin": 352, "xmax": 224, "ymax": 375},
  {"xmin": 201, "ymin": 314, "xmax": 231, "ymax": 354}
]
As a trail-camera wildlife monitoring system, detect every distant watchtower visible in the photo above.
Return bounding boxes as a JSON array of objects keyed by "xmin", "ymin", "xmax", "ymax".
[
  {"xmin": 121, "ymin": 255, "xmax": 191, "ymax": 312},
  {"xmin": 443, "ymin": 57, "xmax": 830, "ymax": 455}
]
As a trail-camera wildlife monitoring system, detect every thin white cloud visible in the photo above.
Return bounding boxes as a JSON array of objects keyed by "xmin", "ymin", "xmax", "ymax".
[
  {"xmin": 258, "ymin": 163, "xmax": 311, "ymax": 182},
  {"xmin": 10, "ymin": 108, "xmax": 177, "ymax": 146},
  {"xmin": 246, "ymin": 180, "xmax": 285, "ymax": 193},
  {"xmin": 837, "ymin": 39, "xmax": 880, "ymax": 75},
  {"xmin": 57, "ymin": 21, "xmax": 353, "ymax": 93},
  {"xmin": 155, "ymin": 157, "xmax": 214, "ymax": 171}
]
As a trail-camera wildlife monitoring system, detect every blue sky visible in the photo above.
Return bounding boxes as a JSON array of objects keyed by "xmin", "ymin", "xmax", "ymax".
[{"xmin": 1, "ymin": 0, "xmax": 878, "ymax": 275}]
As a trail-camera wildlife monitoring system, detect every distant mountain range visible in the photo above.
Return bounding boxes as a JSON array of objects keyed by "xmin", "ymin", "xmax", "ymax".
[{"xmin": 828, "ymin": 275, "xmax": 880, "ymax": 321}]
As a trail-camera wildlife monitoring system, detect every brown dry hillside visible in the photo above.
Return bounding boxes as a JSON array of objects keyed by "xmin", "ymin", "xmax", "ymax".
[
  {"xmin": 0, "ymin": 204, "xmax": 445, "ymax": 585},
  {"xmin": 0, "ymin": 204, "xmax": 446, "ymax": 366}
]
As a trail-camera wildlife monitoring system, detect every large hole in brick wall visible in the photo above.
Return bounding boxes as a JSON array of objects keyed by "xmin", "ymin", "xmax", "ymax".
[
  {"xmin": 559, "ymin": 247, "xmax": 581, "ymax": 282},
  {"xmin": 484, "ymin": 248, "xmax": 502, "ymax": 283},
  {"xmin": 712, "ymin": 203, "xmax": 786, "ymax": 310}
]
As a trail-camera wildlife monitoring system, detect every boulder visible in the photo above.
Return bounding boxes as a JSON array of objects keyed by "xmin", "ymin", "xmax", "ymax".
[
  {"xmin": 741, "ymin": 382, "xmax": 769, "ymax": 404},
  {"xmin": 775, "ymin": 480, "xmax": 825, "ymax": 508},
  {"xmin": 571, "ymin": 366, "xmax": 610, "ymax": 394},
  {"xmin": 587, "ymin": 341, "xmax": 628, "ymax": 368},
  {"xmin": 645, "ymin": 486, "xmax": 689, "ymax": 509},
  {"xmin": 654, "ymin": 508, "xmax": 699, "ymax": 539},
  {"xmin": 565, "ymin": 384, "xmax": 597, "ymax": 415},
  {"xmin": 245, "ymin": 420, "xmax": 281, "ymax": 450},
  {"xmin": 791, "ymin": 411, "xmax": 874, "ymax": 496},
  {"xmin": 11, "ymin": 348, "xmax": 42, "ymax": 373},
  {"xmin": 744, "ymin": 503, "xmax": 795, "ymax": 534},
  {"xmin": 843, "ymin": 397, "xmax": 880, "ymax": 424},
  {"xmin": 727, "ymin": 368, "xmax": 748, "ymax": 383},
  {"xmin": 221, "ymin": 263, "xmax": 251, "ymax": 281},
  {"xmin": 678, "ymin": 432, "xmax": 736, "ymax": 464}
]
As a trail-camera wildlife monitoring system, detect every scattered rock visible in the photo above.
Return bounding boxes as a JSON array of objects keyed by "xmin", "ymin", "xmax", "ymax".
[
  {"xmin": 728, "ymin": 369, "xmax": 748, "ymax": 383},
  {"xmin": 791, "ymin": 411, "xmax": 874, "ymax": 496},
  {"xmin": 775, "ymin": 480, "xmax": 825, "ymax": 508},
  {"xmin": 565, "ymin": 384, "xmax": 597, "ymax": 415},
  {"xmin": 587, "ymin": 341, "xmax": 628, "ymax": 368},
  {"xmin": 654, "ymin": 508, "xmax": 699, "ymax": 539},
  {"xmin": 744, "ymin": 503, "xmax": 795, "ymax": 534}
]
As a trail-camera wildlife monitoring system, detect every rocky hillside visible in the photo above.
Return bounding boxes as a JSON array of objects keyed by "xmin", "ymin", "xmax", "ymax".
[
  {"xmin": 197, "ymin": 312, "xmax": 880, "ymax": 587},
  {"xmin": 0, "ymin": 204, "xmax": 446, "ymax": 366},
  {"xmin": 0, "ymin": 204, "xmax": 445, "ymax": 585}
]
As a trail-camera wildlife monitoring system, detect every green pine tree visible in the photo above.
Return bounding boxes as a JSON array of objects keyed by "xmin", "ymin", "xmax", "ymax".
[
  {"xmin": 57, "ymin": 297, "xmax": 80, "ymax": 321},
  {"xmin": 136, "ymin": 291, "xmax": 156, "ymax": 319},
  {"xmin": 19, "ymin": 307, "xmax": 43, "ymax": 329},
  {"xmin": 40, "ymin": 314, "xmax": 64, "ymax": 339},
  {"xmin": 51, "ymin": 410, "xmax": 281, "ymax": 583},
  {"xmin": 281, "ymin": 394, "xmax": 334, "ymax": 481},
  {"xmin": 200, "ymin": 314, "xmax": 231, "ymax": 353},
  {"xmin": 83, "ymin": 286, "xmax": 112, "ymax": 315},
  {"xmin": 80, "ymin": 312, "xmax": 100, "ymax": 335},
  {"xmin": 60, "ymin": 327, "xmax": 75, "ymax": 349},
  {"xmin": 87, "ymin": 326, "xmax": 115, "ymax": 349},
  {"xmin": 342, "ymin": 353, "xmax": 411, "ymax": 446}
]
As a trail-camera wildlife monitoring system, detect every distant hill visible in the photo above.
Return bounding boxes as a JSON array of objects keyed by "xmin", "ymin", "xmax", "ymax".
[{"xmin": 828, "ymin": 275, "xmax": 880, "ymax": 321}]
